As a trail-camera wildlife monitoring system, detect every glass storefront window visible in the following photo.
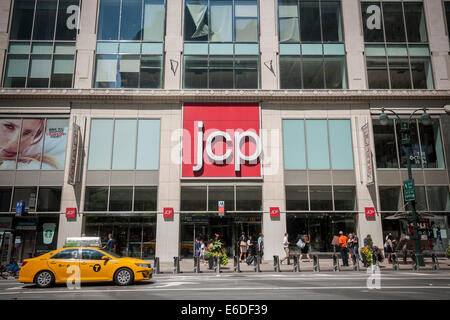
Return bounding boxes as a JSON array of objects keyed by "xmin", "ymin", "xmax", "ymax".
[
  {"xmin": 134, "ymin": 186, "xmax": 157, "ymax": 211},
  {"xmin": 309, "ymin": 186, "xmax": 333, "ymax": 211},
  {"xmin": 0, "ymin": 188, "xmax": 12, "ymax": 212},
  {"xmin": 373, "ymin": 119, "xmax": 398, "ymax": 168},
  {"xmin": 181, "ymin": 186, "xmax": 207, "ymax": 211},
  {"xmin": 379, "ymin": 186, "xmax": 401, "ymax": 211},
  {"xmin": 84, "ymin": 186, "xmax": 109, "ymax": 211},
  {"xmin": 334, "ymin": 186, "xmax": 356, "ymax": 211},
  {"xmin": 37, "ymin": 187, "xmax": 62, "ymax": 212},
  {"xmin": 427, "ymin": 187, "xmax": 450, "ymax": 212},
  {"xmin": 12, "ymin": 187, "xmax": 37, "ymax": 212},
  {"xmin": 236, "ymin": 186, "xmax": 262, "ymax": 211},
  {"xmin": 418, "ymin": 119, "xmax": 445, "ymax": 169},
  {"xmin": 208, "ymin": 187, "xmax": 234, "ymax": 212},
  {"xmin": 286, "ymin": 186, "xmax": 309, "ymax": 211},
  {"xmin": 109, "ymin": 186, "xmax": 133, "ymax": 211}
]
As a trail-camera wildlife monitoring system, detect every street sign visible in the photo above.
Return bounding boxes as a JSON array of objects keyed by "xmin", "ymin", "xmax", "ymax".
[
  {"xmin": 270, "ymin": 207, "xmax": 280, "ymax": 218},
  {"xmin": 163, "ymin": 207, "xmax": 174, "ymax": 218},
  {"xmin": 365, "ymin": 207, "xmax": 376, "ymax": 218},
  {"xmin": 403, "ymin": 180, "xmax": 415, "ymax": 201},
  {"xmin": 218, "ymin": 201, "xmax": 225, "ymax": 216}
]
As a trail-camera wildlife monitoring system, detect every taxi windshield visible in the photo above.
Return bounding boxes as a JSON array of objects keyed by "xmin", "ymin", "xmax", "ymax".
[{"xmin": 101, "ymin": 250, "xmax": 121, "ymax": 258}]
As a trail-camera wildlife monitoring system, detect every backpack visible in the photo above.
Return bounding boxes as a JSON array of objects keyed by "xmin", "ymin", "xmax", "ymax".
[{"xmin": 296, "ymin": 238, "xmax": 305, "ymax": 249}]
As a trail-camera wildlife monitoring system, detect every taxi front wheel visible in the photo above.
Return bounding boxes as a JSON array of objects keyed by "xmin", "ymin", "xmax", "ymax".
[
  {"xmin": 35, "ymin": 270, "xmax": 55, "ymax": 288},
  {"xmin": 114, "ymin": 268, "xmax": 134, "ymax": 286}
]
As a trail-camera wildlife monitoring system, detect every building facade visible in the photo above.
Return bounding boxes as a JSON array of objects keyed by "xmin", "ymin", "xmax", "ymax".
[{"xmin": 0, "ymin": 0, "xmax": 449, "ymax": 263}]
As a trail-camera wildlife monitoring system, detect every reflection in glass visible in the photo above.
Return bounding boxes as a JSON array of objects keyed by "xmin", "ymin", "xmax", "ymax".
[
  {"xmin": 184, "ymin": 56, "xmax": 208, "ymax": 89},
  {"xmin": 383, "ymin": 3, "xmax": 406, "ymax": 42},
  {"xmin": 209, "ymin": 56, "xmax": 233, "ymax": 89},
  {"xmin": 334, "ymin": 187, "xmax": 356, "ymax": 211},
  {"xmin": 373, "ymin": 119, "xmax": 398, "ymax": 168},
  {"xmin": 302, "ymin": 57, "xmax": 324, "ymax": 89},
  {"xmin": 98, "ymin": 0, "xmax": 120, "ymax": 40},
  {"xmin": 33, "ymin": 0, "xmax": 57, "ymax": 41},
  {"xmin": 427, "ymin": 187, "xmax": 450, "ymax": 212},
  {"xmin": 404, "ymin": 3, "xmax": 427, "ymax": 43},
  {"xmin": 140, "ymin": 56, "xmax": 162, "ymax": 88},
  {"xmin": 51, "ymin": 55, "xmax": 75, "ymax": 88},
  {"xmin": 278, "ymin": 0, "xmax": 299, "ymax": 43},
  {"xmin": 118, "ymin": 55, "xmax": 140, "ymax": 88},
  {"xmin": 10, "ymin": 0, "xmax": 35, "ymax": 40},
  {"xmin": 3, "ymin": 55, "xmax": 28, "ymax": 88},
  {"xmin": 13, "ymin": 187, "xmax": 38, "ymax": 212},
  {"xmin": 397, "ymin": 120, "xmax": 421, "ymax": 169},
  {"xmin": 88, "ymin": 119, "xmax": 114, "ymax": 170},
  {"xmin": 324, "ymin": 56, "xmax": 346, "ymax": 89},
  {"xmin": 299, "ymin": 1, "xmax": 321, "ymax": 41},
  {"xmin": 120, "ymin": 0, "xmax": 143, "ymax": 40},
  {"xmin": 134, "ymin": 186, "xmax": 157, "ymax": 211},
  {"xmin": 367, "ymin": 57, "xmax": 389, "ymax": 89},
  {"xmin": 0, "ymin": 188, "xmax": 12, "ymax": 212},
  {"xmin": 235, "ymin": 56, "xmax": 258, "ymax": 89},
  {"xmin": 280, "ymin": 56, "xmax": 301, "ymax": 89},
  {"xmin": 389, "ymin": 57, "xmax": 411, "ymax": 89},
  {"xmin": 208, "ymin": 187, "xmax": 234, "ymax": 211},
  {"xmin": 305, "ymin": 120, "xmax": 329, "ymax": 169},
  {"xmin": 419, "ymin": 119, "xmax": 445, "ymax": 169},
  {"xmin": 410, "ymin": 57, "xmax": 433, "ymax": 89},
  {"xmin": 143, "ymin": 0, "xmax": 165, "ymax": 41},
  {"xmin": 94, "ymin": 54, "xmax": 118, "ymax": 88},
  {"xmin": 27, "ymin": 55, "xmax": 52, "ymax": 88}
]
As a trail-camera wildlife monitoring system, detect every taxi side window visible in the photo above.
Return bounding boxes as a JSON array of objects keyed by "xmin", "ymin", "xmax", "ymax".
[
  {"xmin": 50, "ymin": 249, "xmax": 80, "ymax": 260},
  {"xmin": 82, "ymin": 249, "xmax": 106, "ymax": 260}
]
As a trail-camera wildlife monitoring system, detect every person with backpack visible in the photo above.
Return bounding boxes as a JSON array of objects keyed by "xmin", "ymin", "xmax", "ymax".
[{"xmin": 246, "ymin": 235, "xmax": 256, "ymax": 265}]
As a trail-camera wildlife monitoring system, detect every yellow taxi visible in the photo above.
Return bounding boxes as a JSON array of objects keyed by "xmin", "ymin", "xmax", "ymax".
[{"xmin": 18, "ymin": 247, "xmax": 152, "ymax": 288}]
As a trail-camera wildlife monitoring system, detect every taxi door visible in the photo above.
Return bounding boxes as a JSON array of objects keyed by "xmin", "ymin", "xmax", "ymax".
[
  {"xmin": 79, "ymin": 248, "xmax": 116, "ymax": 281},
  {"xmin": 47, "ymin": 248, "xmax": 81, "ymax": 283}
]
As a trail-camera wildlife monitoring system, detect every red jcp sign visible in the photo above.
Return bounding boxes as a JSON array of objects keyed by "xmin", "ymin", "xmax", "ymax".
[
  {"xmin": 66, "ymin": 208, "xmax": 77, "ymax": 218},
  {"xmin": 365, "ymin": 207, "xmax": 376, "ymax": 218},
  {"xmin": 182, "ymin": 103, "xmax": 261, "ymax": 179}
]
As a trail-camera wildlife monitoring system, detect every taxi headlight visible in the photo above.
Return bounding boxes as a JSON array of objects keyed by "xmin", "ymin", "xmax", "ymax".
[{"xmin": 135, "ymin": 263, "xmax": 151, "ymax": 268}]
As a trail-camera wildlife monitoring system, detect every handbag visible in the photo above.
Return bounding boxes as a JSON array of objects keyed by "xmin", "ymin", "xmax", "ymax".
[
  {"xmin": 240, "ymin": 241, "xmax": 247, "ymax": 247},
  {"xmin": 296, "ymin": 239, "xmax": 305, "ymax": 249}
]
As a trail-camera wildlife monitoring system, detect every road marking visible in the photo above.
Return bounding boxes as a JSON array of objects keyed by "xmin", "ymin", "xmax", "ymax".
[{"xmin": 1, "ymin": 285, "xmax": 449, "ymax": 296}]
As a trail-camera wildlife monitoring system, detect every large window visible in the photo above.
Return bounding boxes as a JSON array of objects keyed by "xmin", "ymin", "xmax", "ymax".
[
  {"xmin": 183, "ymin": 0, "xmax": 259, "ymax": 89},
  {"xmin": 87, "ymin": 118, "xmax": 160, "ymax": 170},
  {"xmin": 4, "ymin": 0, "xmax": 79, "ymax": 88},
  {"xmin": 278, "ymin": 0, "xmax": 346, "ymax": 89},
  {"xmin": 0, "ymin": 118, "xmax": 69, "ymax": 170},
  {"xmin": 373, "ymin": 118, "xmax": 445, "ymax": 169},
  {"xmin": 94, "ymin": 0, "xmax": 165, "ymax": 88},
  {"xmin": 0, "ymin": 186, "xmax": 62, "ymax": 212},
  {"xmin": 180, "ymin": 185, "xmax": 262, "ymax": 212},
  {"xmin": 361, "ymin": 1, "xmax": 433, "ymax": 89},
  {"xmin": 286, "ymin": 185, "xmax": 356, "ymax": 211},
  {"xmin": 283, "ymin": 119, "xmax": 354, "ymax": 170},
  {"xmin": 446, "ymin": 1, "xmax": 450, "ymax": 40},
  {"xmin": 84, "ymin": 186, "xmax": 157, "ymax": 212}
]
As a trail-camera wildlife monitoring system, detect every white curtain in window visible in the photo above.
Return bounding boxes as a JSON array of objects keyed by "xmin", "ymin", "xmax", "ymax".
[
  {"xmin": 211, "ymin": 1, "xmax": 232, "ymax": 42},
  {"xmin": 279, "ymin": 4, "xmax": 299, "ymax": 42},
  {"xmin": 119, "ymin": 57, "xmax": 140, "ymax": 73},
  {"xmin": 96, "ymin": 57, "xmax": 117, "ymax": 82},
  {"xmin": 6, "ymin": 56, "xmax": 28, "ymax": 77},
  {"xmin": 187, "ymin": 3, "xmax": 209, "ymax": 39},
  {"xmin": 143, "ymin": 0, "xmax": 165, "ymax": 41},
  {"xmin": 29, "ymin": 56, "xmax": 51, "ymax": 78}
]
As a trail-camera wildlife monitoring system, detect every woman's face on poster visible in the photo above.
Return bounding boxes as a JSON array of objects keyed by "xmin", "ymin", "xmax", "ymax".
[{"xmin": 0, "ymin": 119, "xmax": 44, "ymax": 158}]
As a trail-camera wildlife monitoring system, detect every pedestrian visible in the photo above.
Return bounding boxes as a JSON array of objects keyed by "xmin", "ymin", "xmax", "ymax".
[
  {"xmin": 385, "ymin": 235, "xmax": 394, "ymax": 264},
  {"xmin": 338, "ymin": 231, "xmax": 349, "ymax": 266},
  {"xmin": 103, "ymin": 233, "xmax": 115, "ymax": 252},
  {"xmin": 299, "ymin": 233, "xmax": 312, "ymax": 263},
  {"xmin": 200, "ymin": 240, "xmax": 206, "ymax": 264},
  {"xmin": 239, "ymin": 232, "xmax": 248, "ymax": 262},
  {"xmin": 194, "ymin": 237, "xmax": 201, "ymax": 258},
  {"xmin": 347, "ymin": 233, "xmax": 354, "ymax": 262},
  {"xmin": 257, "ymin": 233, "xmax": 264, "ymax": 264},
  {"xmin": 280, "ymin": 233, "xmax": 290, "ymax": 265}
]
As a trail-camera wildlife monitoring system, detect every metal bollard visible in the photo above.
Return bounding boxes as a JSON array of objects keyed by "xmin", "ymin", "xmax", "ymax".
[
  {"xmin": 173, "ymin": 256, "xmax": 180, "ymax": 274},
  {"xmin": 214, "ymin": 255, "xmax": 221, "ymax": 274},
  {"xmin": 333, "ymin": 254, "xmax": 340, "ymax": 272},
  {"xmin": 154, "ymin": 257, "xmax": 160, "ymax": 274},
  {"xmin": 431, "ymin": 253, "xmax": 440, "ymax": 270},
  {"xmin": 352, "ymin": 254, "xmax": 360, "ymax": 271},
  {"xmin": 194, "ymin": 256, "xmax": 201, "ymax": 273},
  {"xmin": 392, "ymin": 253, "xmax": 399, "ymax": 271},
  {"xmin": 402, "ymin": 250, "xmax": 407, "ymax": 264},
  {"xmin": 234, "ymin": 255, "xmax": 241, "ymax": 273},
  {"xmin": 292, "ymin": 255, "xmax": 300, "ymax": 272},
  {"xmin": 411, "ymin": 252, "xmax": 419, "ymax": 271},
  {"xmin": 313, "ymin": 254, "xmax": 320, "ymax": 272},
  {"xmin": 254, "ymin": 255, "xmax": 261, "ymax": 272},
  {"xmin": 372, "ymin": 252, "xmax": 379, "ymax": 267},
  {"xmin": 273, "ymin": 255, "xmax": 280, "ymax": 272}
]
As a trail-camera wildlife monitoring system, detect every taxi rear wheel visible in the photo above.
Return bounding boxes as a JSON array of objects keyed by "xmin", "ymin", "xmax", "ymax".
[
  {"xmin": 35, "ymin": 270, "xmax": 55, "ymax": 288},
  {"xmin": 114, "ymin": 268, "xmax": 134, "ymax": 286}
]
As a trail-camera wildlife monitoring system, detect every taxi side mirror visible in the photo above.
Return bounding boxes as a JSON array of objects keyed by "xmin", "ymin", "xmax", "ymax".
[{"xmin": 101, "ymin": 256, "xmax": 110, "ymax": 261}]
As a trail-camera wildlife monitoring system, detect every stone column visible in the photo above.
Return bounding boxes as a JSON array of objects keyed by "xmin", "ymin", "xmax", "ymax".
[
  {"xmin": 163, "ymin": 0, "xmax": 183, "ymax": 89},
  {"xmin": 155, "ymin": 105, "xmax": 182, "ymax": 261},
  {"xmin": 0, "ymin": 0, "xmax": 12, "ymax": 87},
  {"xmin": 341, "ymin": 0, "xmax": 367, "ymax": 89},
  {"xmin": 74, "ymin": 0, "xmax": 98, "ymax": 88},
  {"xmin": 261, "ymin": 105, "xmax": 286, "ymax": 260},
  {"xmin": 424, "ymin": 0, "xmax": 450, "ymax": 89},
  {"xmin": 259, "ymin": 0, "xmax": 278, "ymax": 90}
]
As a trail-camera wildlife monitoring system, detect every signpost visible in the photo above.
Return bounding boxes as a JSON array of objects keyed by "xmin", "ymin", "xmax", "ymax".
[
  {"xmin": 403, "ymin": 180, "xmax": 415, "ymax": 202},
  {"xmin": 15, "ymin": 201, "xmax": 24, "ymax": 216}
]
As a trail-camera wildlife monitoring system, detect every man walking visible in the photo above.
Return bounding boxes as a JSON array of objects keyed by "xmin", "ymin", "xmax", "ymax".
[
  {"xmin": 338, "ymin": 231, "xmax": 349, "ymax": 266},
  {"xmin": 103, "ymin": 233, "xmax": 116, "ymax": 253},
  {"xmin": 257, "ymin": 233, "xmax": 264, "ymax": 263},
  {"xmin": 280, "ymin": 233, "xmax": 290, "ymax": 265}
]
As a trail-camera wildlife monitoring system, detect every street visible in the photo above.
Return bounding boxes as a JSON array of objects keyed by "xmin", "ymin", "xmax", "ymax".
[{"xmin": 1, "ymin": 270, "xmax": 449, "ymax": 300}]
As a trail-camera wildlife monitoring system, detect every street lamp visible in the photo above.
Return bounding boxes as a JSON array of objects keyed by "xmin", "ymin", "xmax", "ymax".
[{"xmin": 378, "ymin": 107, "xmax": 431, "ymax": 267}]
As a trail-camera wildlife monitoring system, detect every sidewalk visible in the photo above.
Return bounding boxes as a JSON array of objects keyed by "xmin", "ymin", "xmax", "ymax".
[{"xmin": 155, "ymin": 256, "xmax": 450, "ymax": 274}]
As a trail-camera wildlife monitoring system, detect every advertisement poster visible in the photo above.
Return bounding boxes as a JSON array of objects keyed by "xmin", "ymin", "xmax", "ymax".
[
  {"xmin": 43, "ymin": 223, "xmax": 56, "ymax": 245},
  {"xmin": 0, "ymin": 118, "xmax": 68, "ymax": 170}
]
